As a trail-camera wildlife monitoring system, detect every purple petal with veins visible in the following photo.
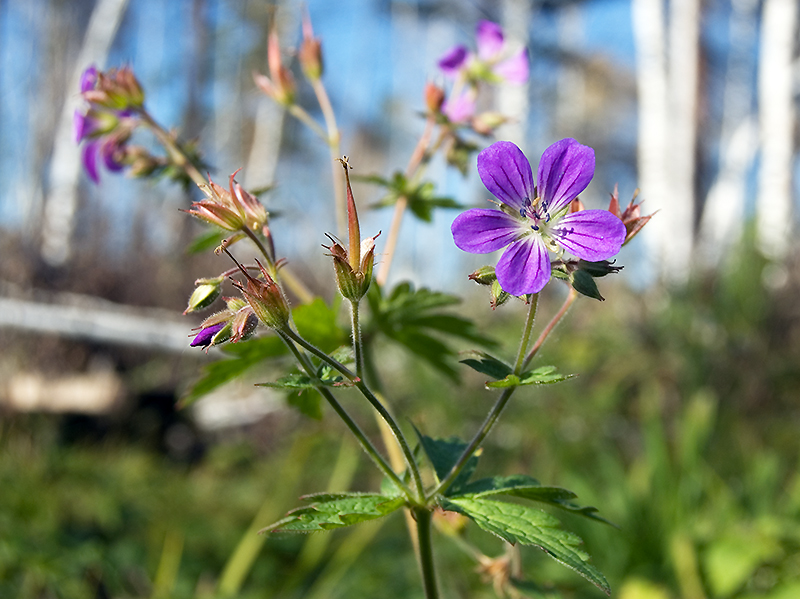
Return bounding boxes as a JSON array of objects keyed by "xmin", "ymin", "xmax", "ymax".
[
  {"xmin": 451, "ymin": 209, "xmax": 522, "ymax": 253},
  {"xmin": 550, "ymin": 210, "xmax": 626, "ymax": 261},
  {"xmin": 477, "ymin": 141, "xmax": 534, "ymax": 212},
  {"xmin": 496, "ymin": 236, "xmax": 551, "ymax": 296},
  {"xmin": 537, "ymin": 138, "xmax": 595, "ymax": 214}
]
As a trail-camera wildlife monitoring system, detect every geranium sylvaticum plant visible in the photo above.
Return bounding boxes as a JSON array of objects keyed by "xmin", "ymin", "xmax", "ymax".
[{"xmin": 76, "ymin": 15, "xmax": 650, "ymax": 599}]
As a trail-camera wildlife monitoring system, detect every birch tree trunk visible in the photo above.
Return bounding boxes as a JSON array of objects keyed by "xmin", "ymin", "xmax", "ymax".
[
  {"xmin": 41, "ymin": 0, "xmax": 130, "ymax": 266},
  {"xmin": 756, "ymin": 0, "xmax": 798, "ymax": 260},
  {"xmin": 667, "ymin": 0, "xmax": 700, "ymax": 277},
  {"xmin": 632, "ymin": 0, "xmax": 671, "ymax": 277},
  {"xmin": 698, "ymin": 0, "xmax": 758, "ymax": 264}
]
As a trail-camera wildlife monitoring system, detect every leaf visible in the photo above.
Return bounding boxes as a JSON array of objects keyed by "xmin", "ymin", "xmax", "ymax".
[
  {"xmin": 256, "ymin": 373, "xmax": 320, "ymax": 389},
  {"xmin": 442, "ymin": 497, "xmax": 610, "ymax": 595},
  {"xmin": 180, "ymin": 336, "xmax": 286, "ymax": 407},
  {"xmin": 571, "ymin": 270, "xmax": 604, "ymax": 301},
  {"xmin": 454, "ymin": 475, "xmax": 613, "ymax": 525},
  {"xmin": 460, "ymin": 351, "xmax": 513, "ymax": 380},
  {"xmin": 357, "ymin": 171, "xmax": 463, "ymax": 222},
  {"xmin": 287, "ymin": 389, "xmax": 323, "ymax": 420},
  {"xmin": 293, "ymin": 299, "xmax": 348, "ymax": 352},
  {"xmin": 365, "ymin": 282, "xmax": 496, "ymax": 381},
  {"xmin": 413, "ymin": 429, "xmax": 478, "ymax": 495},
  {"xmin": 262, "ymin": 493, "xmax": 405, "ymax": 533},
  {"xmin": 486, "ymin": 366, "xmax": 574, "ymax": 389},
  {"xmin": 186, "ymin": 228, "xmax": 227, "ymax": 254}
]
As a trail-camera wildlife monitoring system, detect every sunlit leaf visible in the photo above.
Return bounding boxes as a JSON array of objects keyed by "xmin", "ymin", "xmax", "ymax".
[
  {"xmin": 262, "ymin": 493, "xmax": 405, "ymax": 533},
  {"xmin": 442, "ymin": 497, "xmax": 610, "ymax": 595}
]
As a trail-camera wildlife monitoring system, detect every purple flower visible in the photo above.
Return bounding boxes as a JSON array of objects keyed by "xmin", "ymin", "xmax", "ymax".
[
  {"xmin": 437, "ymin": 20, "xmax": 529, "ymax": 85},
  {"xmin": 442, "ymin": 89, "xmax": 476, "ymax": 124},
  {"xmin": 190, "ymin": 322, "xmax": 227, "ymax": 348},
  {"xmin": 451, "ymin": 139, "xmax": 626, "ymax": 296}
]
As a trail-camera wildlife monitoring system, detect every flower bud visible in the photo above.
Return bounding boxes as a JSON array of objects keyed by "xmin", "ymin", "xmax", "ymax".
[
  {"xmin": 229, "ymin": 305, "xmax": 259, "ymax": 342},
  {"xmin": 468, "ymin": 265, "xmax": 497, "ymax": 286},
  {"xmin": 608, "ymin": 185, "xmax": 654, "ymax": 245},
  {"xmin": 231, "ymin": 260, "xmax": 290, "ymax": 330},
  {"xmin": 424, "ymin": 82, "xmax": 445, "ymax": 114},
  {"xmin": 299, "ymin": 11, "xmax": 324, "ymax": 81},
  {"xmin": 490, "ymin": 280, "xmax": 511, "ymax": 309},
  {"xmin": 254, "ymin": 28, "xmax": 296, "ymax": 106},
  {"xmin": 470, "ymin": 111, "xmax": 507, "ymax": 136},
  {"xmin": 184, "ymin": 277, "xmax": 224, "ymax": 314}
]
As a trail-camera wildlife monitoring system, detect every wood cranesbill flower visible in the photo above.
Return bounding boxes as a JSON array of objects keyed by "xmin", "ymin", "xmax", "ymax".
[
  {"xmin": 438, "ymin": 20, "xmax": 529, "ymax": 85},
  {"xmin": 451, "ymin": 139, "xmax": 626, "ymax": 296}
]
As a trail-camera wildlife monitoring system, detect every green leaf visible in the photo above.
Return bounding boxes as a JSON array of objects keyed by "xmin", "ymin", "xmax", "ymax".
[
  {"xmin": 459, "ymin": 351, "xmax": 513, "ymax": 380},
  {"xmin": 287, "ymin": 389, "xmax": 323, "ymax": 420},
  {"xmin": 486, "ymin": 366, "xmax": 574, "ymax": 389},
  {"xmin": 180, "ymin": 336, "xmax": 286, "ymax": 407},
  {"xmin": 413, "ymin": 429, "xmax": 478, "ymax": 495},
  {"xmin": 442, "ymin": 497, "xmax": 610, "ymax": 595},
  {"xmin": 186, "ymin": 228, "xmax": 226, "ymax": 254},
  {"xmin": 571, "ymin": 270, "xmax": 604, "ymax": 301},
  {"xmin": 293, "ymin": 299, "xmax": 348, "ymax": 352},
  {"xmin": 454, "ymin": 475, "xmax": 613, "ymax": 525},
  {"xmin": 262, "ymin": 493, "xmax": 405, "ymax": 533},
  {"xmin": 256, "ymin": 373, "xmax": 320, "ymax": 389},
  {"xmin": 366, "ymin": 282, "xmax": 496, "ymax": 381},
  {"xmin": 359, "ymin": 171, "xmax": 463, "ymax": 222}
]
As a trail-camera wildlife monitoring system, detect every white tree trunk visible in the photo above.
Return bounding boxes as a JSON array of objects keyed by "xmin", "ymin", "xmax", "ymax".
[
  {"xmin": 667, "ymin": 0, "xmax": 700, "ymax": 278},
  {"xmin": 632, "ymin": 0, "xmax": 671, "ymax": 277},
  {"xmin": 698, "ymin": 0, "xmax": 759, "ymax": 264},
  {"xmin": 497, "ymin": 0, "xmax": 531, "ymax": 147},
  {"xmin": 756, "ymin": 0, "xmax": 798, "ymax": 259},
  {"xmin": 41, "ymin": 0, "xmax": 130, "ymax": 266}
]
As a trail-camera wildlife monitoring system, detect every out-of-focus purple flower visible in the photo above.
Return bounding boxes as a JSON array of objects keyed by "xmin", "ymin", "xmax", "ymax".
[
  {"xmin": 80, "ymin": 65, "xmax": 98, "ymax": 93},
  {"xmin": 442, "ymin": 89, "xmax": 476, "ymax": 124},
  {"xmin": 437, "ymin": 20, "xmax": 529, "ymax": 85},
  {"xmin": 451, "ymin": 139, "xmax": 626, "ymax": 296}
]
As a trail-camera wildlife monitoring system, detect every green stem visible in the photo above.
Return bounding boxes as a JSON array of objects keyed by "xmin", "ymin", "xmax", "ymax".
[
  {"xmin": 350, "ymin": 300, "xmax": 365, "ymax": 380},
  {"xmin": 523, "ymin": 288, "xmax": 577, "ymax": 370},
  {"xmin": 414, "ymin": 507, "xmax": 440, "ymax": 599},
  {"xmin": 428, "ymin": 295, "xmax": 539, "ymax": 498},
  {"xmin": 277, "ymin": 330, "xmax": 414, "ymax": 500},
  {"xmin": 513, "ymin": 294, "xmax": 539, "ymax": 374},
  {"xmin": 282, "ymin": 327, "xmax": 425, "ymax": 503},
  {"xmin": 137, "ymin": 109, "xmax": 206, "ymax": 188},
  {"xmin": 288, "ymin": 104, "xmax": 329, "ymax": 142},
  {"xmin": 311, "ymin": 78, "xmax": 346, "ymax": 238}
]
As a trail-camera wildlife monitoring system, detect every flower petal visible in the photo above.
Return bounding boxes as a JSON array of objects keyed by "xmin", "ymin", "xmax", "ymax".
[
  {"xmin": 451, "ymin": 209, "xmax": 522, "ymax": 253},
  {"xmin": 438, "ymin": 45, "xmax": 469, "ymax": 77},
  {"xmin": 537, "ymin": 138, "xmax": 595, "ymax": 214},
  {"xmin": 494, "ymin": 48, "xmax": 529, "ymax": 84},
  {"xmin": 475, "ymin": 21, "xmax": 503, "ymax": 60},
  {"xmin": 80, "ymin": 65, "xmax": 98, "ymax": 92},
  {"xmin": 477, "ymin": 141, "xmax": 534, "ymax": 212},
  {"xmin": 101, "ymin": 139, "xmax": 125, "ymax": 172},
  {"xmin": 82, "ymin": 141, "xmax": 100, "ymax": 183},
  {"xmin": 496, "ymin": 236, "xmax": 551, "ymax": 296},
  {"xmin": 550, "ymin": 210, "xmax": 626, "ymax": 261},
  {"xmin": 442, "ymin": 90, "xmax": 476, "ymax": 123},
  {"xmin": 476, "ymin": 21, "xmax": 504, "ymax": 60}
]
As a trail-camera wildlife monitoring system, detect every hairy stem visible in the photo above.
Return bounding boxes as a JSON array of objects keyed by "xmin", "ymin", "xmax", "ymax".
[
  {"xmin": 429, "ymin": 295, "xmax": 539, "ymax": 498},
  {"xmin": 414, "ymin": 507, "xmax": 440, "ymax": 599},
  {"xmin": 277, "ymin": 330, "xmax": 414, "ymax": 499},
  {"xmin": 137, "ymin": 110, "xmax": 206, "ymax": 188},
  {"xmin": 282, "ymin": 327, "xmax": 425, "ymax": 502},
  {"xmin": 524, "ymin": 287, "xmax": 577, "ymax": 369}
]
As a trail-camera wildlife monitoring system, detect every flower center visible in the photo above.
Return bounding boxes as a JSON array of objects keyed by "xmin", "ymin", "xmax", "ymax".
[{"xmin": 519, "ymin": 197, "xmax": 551, "ymax": 231}]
